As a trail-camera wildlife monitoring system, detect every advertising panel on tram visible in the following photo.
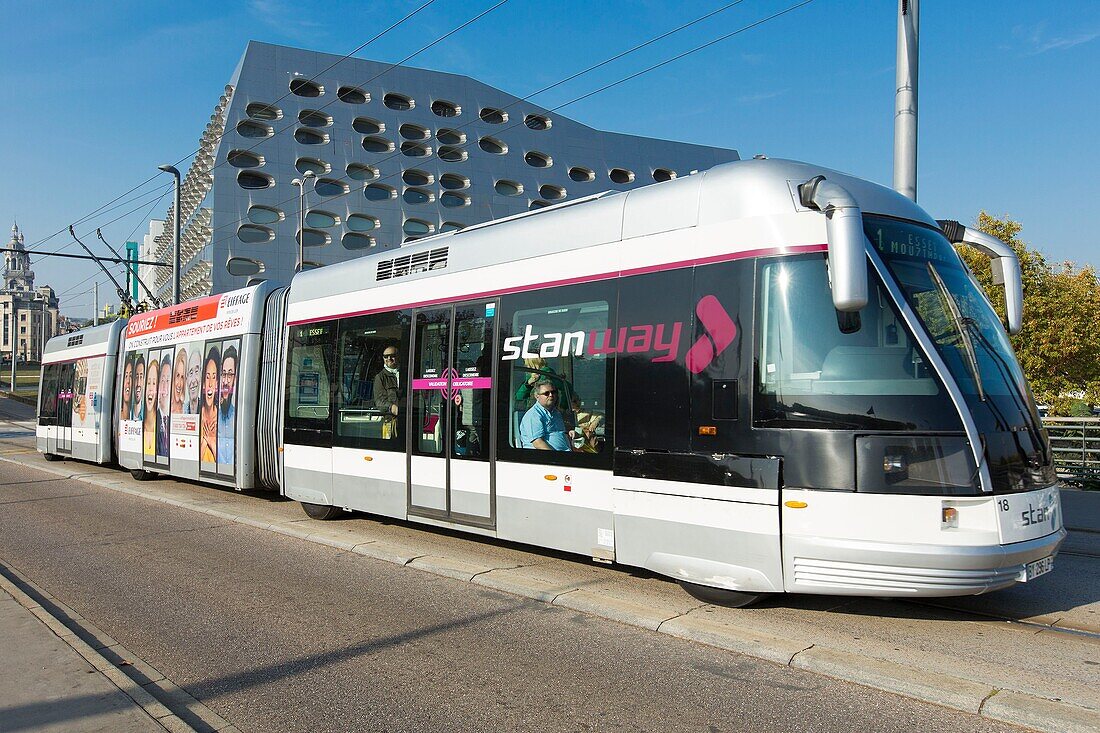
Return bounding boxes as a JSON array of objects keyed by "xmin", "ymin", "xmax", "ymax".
[{"xmin": 117, "ymin": 283, "xmax": 270, "ymax": 487}]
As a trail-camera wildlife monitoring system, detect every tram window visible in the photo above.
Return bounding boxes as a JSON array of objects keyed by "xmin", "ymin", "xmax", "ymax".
[
  {"xmin": 334, "ymin": 311, "xmax": 411, "ymax": 449},
  {"xmin": 498, "ymin": 281, "xmax": 616, "ymax": 465},
  {"xmin": 285, "ymin": 322, "xmax": 336, "ymax": 444},
  {"xmin": 755, "ymin": 255, "xmax": 962, "ymax": 431},
  {"xmin": 39, "ymin": 364, "xmax": 59, "ymax": 422}
]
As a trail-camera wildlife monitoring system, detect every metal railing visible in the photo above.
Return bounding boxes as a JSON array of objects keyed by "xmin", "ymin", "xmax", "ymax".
[{"xmin": 1042, "ymin": 417, "xmax": 1100, "ymax": 484}]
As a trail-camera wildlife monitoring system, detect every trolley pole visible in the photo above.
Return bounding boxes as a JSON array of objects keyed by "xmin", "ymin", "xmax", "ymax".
[
  {"xmin": 893, "ymin": 0, "xmax": 919, "ymax": 201},
  {"xmin": 93, "ymin": 282, "xmax": 99, "ymax": 326}
]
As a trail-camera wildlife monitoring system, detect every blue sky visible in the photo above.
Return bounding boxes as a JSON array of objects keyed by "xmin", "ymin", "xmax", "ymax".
[{"xmin": 1, "ymin": 0, "xmax": 1096, "ymax": 317}]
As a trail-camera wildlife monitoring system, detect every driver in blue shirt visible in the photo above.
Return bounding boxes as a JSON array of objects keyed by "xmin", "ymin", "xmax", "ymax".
[{"xmin": 519, "ymin": 379, "xmax": 573, "ymax": 451}]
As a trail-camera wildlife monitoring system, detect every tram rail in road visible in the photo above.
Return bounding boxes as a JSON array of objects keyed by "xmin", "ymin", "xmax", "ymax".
[{"xmin": 0, "ymin": 417, "xmax": 1097, "ymax": 733}]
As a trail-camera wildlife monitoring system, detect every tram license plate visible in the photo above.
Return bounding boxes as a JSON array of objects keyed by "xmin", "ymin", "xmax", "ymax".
[{"xmin": 1024, "ymin": 556, "xmax": 1054, "ymax": 581}]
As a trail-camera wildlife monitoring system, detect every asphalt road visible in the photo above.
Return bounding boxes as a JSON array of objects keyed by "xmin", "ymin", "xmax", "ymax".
[{"xmin": 0, "ymin": 458, "xmax": 1031, "ymax": 733}]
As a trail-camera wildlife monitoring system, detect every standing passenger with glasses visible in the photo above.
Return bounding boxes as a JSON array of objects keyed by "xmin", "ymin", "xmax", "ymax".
[
  {"xmin": 519, "ymin": 379, "xmax": 573, "ymax": 451},
  {"xmin": 373, "ymin": 342, "xmax": 403, "ymax": 440}
]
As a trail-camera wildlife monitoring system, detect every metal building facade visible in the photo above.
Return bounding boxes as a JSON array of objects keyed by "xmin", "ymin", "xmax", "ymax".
[{"xmin": 153, "ymin": 41, "xmax": 739, "ymax": 300}]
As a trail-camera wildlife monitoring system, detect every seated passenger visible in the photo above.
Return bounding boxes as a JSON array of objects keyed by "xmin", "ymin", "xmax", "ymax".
[{"xmin": 518, "ymin": 379, "xmax": 572, "ymax": 451}]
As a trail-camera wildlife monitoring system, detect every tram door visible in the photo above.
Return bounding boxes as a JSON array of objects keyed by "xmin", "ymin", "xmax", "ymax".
[
  {"xmin": 55, "ymin": 363, "xmax": 74, "ymax": 454},
  {"xmin": 408, "ymin": 301, "xmax": 497, "ymax": 527}
]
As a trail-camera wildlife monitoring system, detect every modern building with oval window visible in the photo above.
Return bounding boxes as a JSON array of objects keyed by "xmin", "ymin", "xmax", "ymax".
[{"xmin": 147, "ymin": 41, "xmax": 739, "ymax": 301}]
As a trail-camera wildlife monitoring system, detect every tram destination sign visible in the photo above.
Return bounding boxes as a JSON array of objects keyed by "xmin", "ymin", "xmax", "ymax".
[{"xmin": 867, "ymin": 221, "xmax": 955, "ymax": 265}]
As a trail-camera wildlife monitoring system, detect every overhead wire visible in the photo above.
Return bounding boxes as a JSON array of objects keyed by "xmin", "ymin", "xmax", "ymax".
[
  {"xmin": 199, "ymin": 0, "xmax": 815, "ymax": 253},
  {"xmin": 202, "ymin": 0, "xmax": 512, "ymax": 180},
  {"xmin": 24, "ymin": 0, "xmax": 440, "ymax": 254}
]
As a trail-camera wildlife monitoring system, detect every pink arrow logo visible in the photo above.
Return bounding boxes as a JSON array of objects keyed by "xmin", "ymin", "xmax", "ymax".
[{"xmin": 685, "ymin": 295, "xmax": 737, "ymax": 374}]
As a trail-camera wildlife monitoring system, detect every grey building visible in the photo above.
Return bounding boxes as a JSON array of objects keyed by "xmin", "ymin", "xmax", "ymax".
[{"xmin": 153, "ymin": 41, "xmax": 739, "ymax": 301}]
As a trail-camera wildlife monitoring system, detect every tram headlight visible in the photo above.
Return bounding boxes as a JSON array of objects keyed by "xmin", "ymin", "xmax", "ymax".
[{"xmin": 856, "ymin": 436, "xmax": 978, "ymax": 495}]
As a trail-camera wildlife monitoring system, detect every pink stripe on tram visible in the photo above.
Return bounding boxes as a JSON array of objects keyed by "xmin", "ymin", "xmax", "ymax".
[{"xmin": 287, "ymin": 243, "xmax": 828, "ymax": 326}]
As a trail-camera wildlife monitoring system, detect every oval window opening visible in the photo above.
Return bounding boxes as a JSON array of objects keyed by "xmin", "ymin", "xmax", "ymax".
[
  {"xmin": 524, "ymin": 114, "xmax": 551, "ymax": 131},
  {"xmin": 400, "ymin": 141, "xmax": 431, "ymax": 158},
  {"xmin": 529, "ymin": 200, "xmax": 551, "ymax": 210},
  {"xmin": 524, "ymin": 151, "xmax": 552, "ymax": 168},
  {"xmin": 236, "ymin": 120, "xmax": 272, "ymax": 139},
  {"xmin": 227, "ymin": 150, "xmax": 263, "ymax": 168},
  {"xmin": 353, "ymin": 117, "xmax": 384, "ymax": 135},
  {"xmin": 653, "ymin": 168, "xmax": 677, "ymax": 182},
  {"xmin": 337, "ymin": 86, "xmax": 369, "ymax": 104},
  {"xmin": 403, "ymin": 218, "xmax": 434, "ymax": 236},
  {"xmin": 479, "ymin": 107, "xmax": 507, "ymax": 124},
  {"xmin": 383, "ymin": 92, "xmax": 414, "ymax": 111},
  {"xmin": 314, "ymin": 178, "xmax": 349, "ymax": 197},
  {"xmin": 237, "ymin": 171, "xmax": 274, "ymax": 190},
  {"xmin": 439, "ymin": 173, "xmax": 469, "ymax": 190},
  {"xmin": 295, "ymin": 157, "xmax": 329, "ymax": 176},
  {"xmin": 431, "ymin": 100, "xmax": 460, "ymax": 117},
  {"xmin": 362, "ymin": 136, "xmax": 394, "ymax": 153},
  {"xmin": 289, "ymin": 78, "xmax": 323, "ymax": 97},
  {"xmin": 346, "ymin": 163, "xmax": 379, "ymax": 181},
  {"xmin": 364, "ymin": 184, "xmax": 397, "ymax": 201},
  {"xmin": 305, "ymin": 210, "xmax": 339, "ymax": 228},
  {"xmin": 226, "ymin": 257, "xmax": 265, "ymax": 277},
  {"xmin": 440, "ymin": 221, "xmax": 465, "ymax": 233},
  {"xmin": 437, "ymin": 146, "xmax": 467, "ymax": 162},
  {"xmin": 494, "ymin": 179, "xmax": 523, "ymax": 196},
  {"xmin": 346, "ymin": 214, "xmax": 379, "ymax": 232},
  {"xmin": 399, "ymin": 123, "xmax": 430, "ymax": 140},
  {"xmin": 402, "ymin": 187, "xmax": 433, "ymax": 205},
  {"xmin": 342, "ymin": 232, "xmax": 375, "ymax": 250},
  {"xmin": 610, "ymin": 167, "xmax": 635, "ymax": 184},
  {"xmin": 479, "ymin": 136, "xmax": 507, "ymax": 155},
  {"xmin": 440, "ymin": 192, "xmax": 470, "ymax": 208},
  {"xmin": 247, "ymin": 205, "xmax": 283, "ymax": 225},
  {"xmin": 246, "ymin": 102, "xmax": 281, "ymax": 121},
  {"xmin": 236, "ymin": 225, "xmax": 273, "ymax": 244},
  {"xmin": 298, "ymin": 109, "xmax": 332, "ymax": 127},
  {"xmin": 288, "ymin": 78, "xmax": 321, "ymax": 96},
  {"xmin": 436, "ymin": 128, "xmax": 465, "ymax": 145},
  {"xmin": 538, "ymin": 184, "xmax": 566, "ymax": 200},
  {"xmin": 569, "ymin": 166, "xmax": 595, "ymax": 182},
  {"xmin": 298, "ymin": 228, "xmax": 330, "ymax": 247},
  {"xmin": 402, "ymin": 169, "xmax": 433, "ymax": 186},
  {"xmin": 294, "ymin": 128, "xmax": 328, "ymax": 145}
]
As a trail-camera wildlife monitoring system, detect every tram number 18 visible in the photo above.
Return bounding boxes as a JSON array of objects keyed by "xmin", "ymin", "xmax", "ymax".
[{"xmin": 998, "ymin": 499, "xmax": 1011, "ymax": 512}]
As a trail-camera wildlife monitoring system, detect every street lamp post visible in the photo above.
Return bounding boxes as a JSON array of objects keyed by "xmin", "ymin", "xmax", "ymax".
[
  {"xmin": 291, "ymin": 170, "xmax": 315, "ymax": 274},
  {"xmin": 158, "ymin": 164, "xmax": 182, "ymax": 304}
]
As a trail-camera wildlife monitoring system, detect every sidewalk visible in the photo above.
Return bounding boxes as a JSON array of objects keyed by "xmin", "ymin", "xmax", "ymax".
[{"xmin": 0, "ymin": 582, "xmax": 171, "ymax": 733}]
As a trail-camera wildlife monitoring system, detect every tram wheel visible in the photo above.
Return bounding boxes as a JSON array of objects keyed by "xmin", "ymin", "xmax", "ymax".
[
  {"xmin": 42, "ymin": 453, "xmax": 62, "ymax": 462},
  {"xmin": 679, "ymin": 581, "xmax": 763, "ymax": 608},
  {"xmin": 130, "ymin": 469, "xmax": 155, "ymax": 481},
  {"xmin": 302, "ymin": 502, "xmax": 343, "ymax": 520}
]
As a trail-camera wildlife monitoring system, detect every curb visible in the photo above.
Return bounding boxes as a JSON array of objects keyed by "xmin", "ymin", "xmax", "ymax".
[
  {"xmin": 5, "ymin": 453, "xmax": 1100, "ymax": 733},
  {"xmin": 0, "ymin": 560, "xmax": 239, "ymax": 733}
]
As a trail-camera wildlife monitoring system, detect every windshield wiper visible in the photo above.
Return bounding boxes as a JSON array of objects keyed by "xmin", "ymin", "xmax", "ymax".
[
  {"xmin": 928, "ymin": 262, "xmax": 986, "ymax": 401},
  {"xmin": 961, "ymin": 316, "xmax": 1049, "ymax": 464}
]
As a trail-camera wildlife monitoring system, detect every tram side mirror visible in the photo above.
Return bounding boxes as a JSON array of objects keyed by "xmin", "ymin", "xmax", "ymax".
[
  {"xmin": 798, "ymin": 176, "xmax": 868, "ymax": 313},
  {"xmin": 937, "ymin": 220, "xmax": 1024, "ymax": 334}
]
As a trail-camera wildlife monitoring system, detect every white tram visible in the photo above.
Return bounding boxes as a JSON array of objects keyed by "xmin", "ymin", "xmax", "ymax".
[{"xmin": 38, "ymin": 158, "xmax": 1064, "ymax": 604}]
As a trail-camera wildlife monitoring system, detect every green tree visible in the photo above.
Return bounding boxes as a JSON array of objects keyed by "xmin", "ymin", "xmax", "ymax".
[{"xmin": 956, "ymin": 213, "xmax": 1100, "ymax": 415}]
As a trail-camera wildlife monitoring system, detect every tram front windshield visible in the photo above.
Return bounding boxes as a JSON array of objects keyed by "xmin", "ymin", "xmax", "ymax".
[{"xmin": 866, "ymin": 216, "xmax": 1055, "ymax": 492}]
